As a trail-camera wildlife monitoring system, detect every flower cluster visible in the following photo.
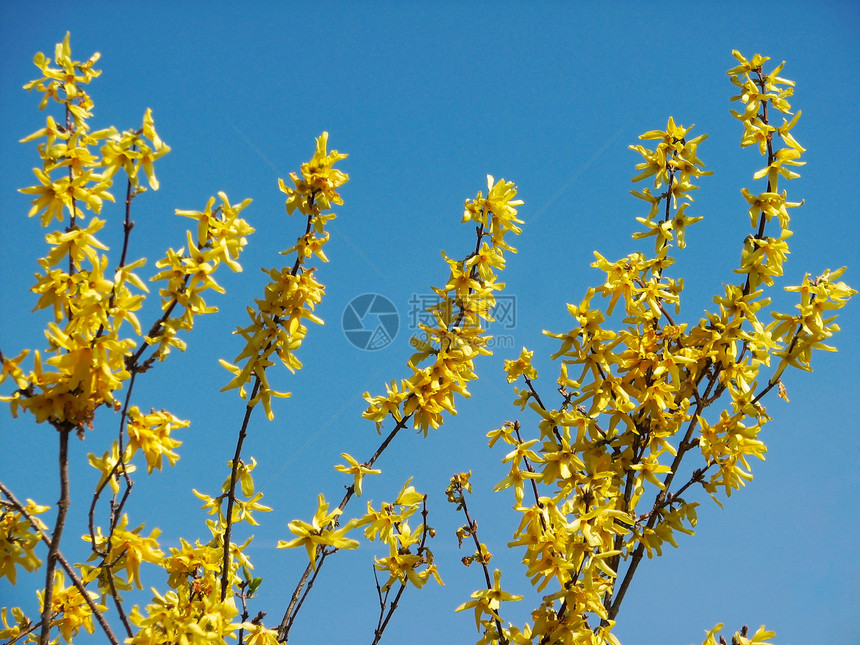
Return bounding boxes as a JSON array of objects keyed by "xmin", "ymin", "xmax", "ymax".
[
  {"xmin": 125, "ymin": 520, "xmax": 262, "ymax": 644},
  {"xmin": 4, "ymin": 32, "xmax": 244, "ymax": 432},
  {"xmin": 278, "ymin": 175, "xmax": 521, "ymax": 640},
  {"xmin": 2, "ymin": 35, "xmax": 853, "ymax": 645},
  {"xmin": 363, "ymin": 175, "xmax": 524, "ymax": 435},
  {"xmin": 2, "ymin": 34, "xmax": 260, "ymax": 645},
  {"xmin": 149, "ymin": 192, "xmax": 254, "ymax": 360},
  {"xmin": 125, "ymin": 406, "xmax": 188, "ymax": 473},
  {"xmin": 20, "ymin": 32, "xmax": 113, "ymax": 227},
  {"xmin": 4, "ymin": 212, "xmax": 138, "ymax": 427},
  {"xmin": 463, "ymin": 52, "xmax": 854, "ymax": 645},
  {"xmin": 219, "ymin": 132, "xmax": 348, "ymax": 420},
  {"xmin": 37, "ymin": 571, "xmax": 106, "ymax": 643},
  {"xmin": 364, "ymin": 481, "xmax": 441, "ymax": 591},
  {"xmin": 0, "ymin": 498, "xmax": 50, "ymax": 584},
  {"xmin": 193, "ymin": 458, "xmax": 272, "ymax": 528},
  {"xmin": 82, "ymin": 514, "xmax": 164, "ymax": 592}
]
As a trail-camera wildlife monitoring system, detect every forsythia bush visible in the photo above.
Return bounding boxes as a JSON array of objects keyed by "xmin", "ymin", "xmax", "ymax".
[{"xmin": 0, "ymin": 35, "xmax": 854, "ymax": 645}]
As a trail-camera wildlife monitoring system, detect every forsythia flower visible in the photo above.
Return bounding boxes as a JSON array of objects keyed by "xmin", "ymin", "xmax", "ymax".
[
  {"xmin": 277, "ymin": 494, "xmax": 359, "ymax": 567},
  {"xmin": 333, "ymin": 452, "xmax": 381, "ymax": 497},
  {"xmin": 456, "ymin": 569, "xmax": 522, "ymax": 631},
  {"xmin": 364, "ymin": 175, "xmax": 523, "ymax": 436},
  {"xmin": 149, "ymin": 192, "xmax": 254, "ymax": 361},
  {"xmin": 0, "ymin": 499, "xmax": 50, "ymax": 584},
  {"xmin": 128, "ymin": 585, "xmax": 241, "ymax": 645},
  {"xmin": 241, "ymin": 621, "xmax": 280, "ymax": 645},
  {"xmin": 0, "ymin": 607, "xmax": 31, "ymax": 641},
  {"xmin": 37, "ymin": 571, "xmax": 106, "ymax": 643},
  {"xmin": 83, "ymin": 514, "xmax": 163, "ymax": 589},
  {"xmin": 504, "ymin": 347, "xmax": 538, "ymax": 383},
  {"xmin": 88, "ymin": 442, "xmax": 136, "ymax": 494},
  {"xmin": 126, "ymin": 405, "xmax": 188, "ymax": 473},
  {"xmin": 702, "ymin": 624, "xmax": 776, "ymax": 645},
  {"xmin": 279, "ymin": 131, "xmax": 348, "ymax": 216},
  {"xmin": 476, "ymin": 52, "xmax": 853, "ymax": 645},
  {"xmin": 221, "ymin": 133, "xmax": 347, "ymax": 420}
]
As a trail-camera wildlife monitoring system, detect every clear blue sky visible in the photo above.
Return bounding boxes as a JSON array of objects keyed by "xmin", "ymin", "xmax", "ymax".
[{"xmin": 1, "ymin": 2, "xmax": 858, "ymax": 644}]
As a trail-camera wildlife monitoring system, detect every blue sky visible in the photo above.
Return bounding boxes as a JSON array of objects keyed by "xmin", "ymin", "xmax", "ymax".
[{"xmin": 1, "ymin": 2, "xmax": 858, "ymax": 643}]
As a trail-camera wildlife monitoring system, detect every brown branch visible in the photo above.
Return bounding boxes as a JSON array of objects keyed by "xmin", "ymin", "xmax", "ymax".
[
  {"xmin": 279, "ymin": 546, "xmax": 333, "ymax": 641},
  {"xmin": 372, "ymin": 580, "xmax": 407, "ymax": 645},
  {"xmin": 606, "ymin": 367, "xmax": 719, "ymax": 622},
  {"xmin": 742, "ymin": 68, "xmax": 775, "ymax": 296},
  {"xmin": 220, "ymin": 378, "xmax": 261, "ymax": 600},
  {"xmin": 456, "ymin": 484, "xmax": 507, "ymax": 645},
  {"xmin": 523, "ymin": 377, "xmax": 565, "ymax": 445},
  {"xmin": 279, "ymin": 208, "xmax": 500, "ymax": 639},
  {"xmin": 39, "ymin": 427, "xmax": 70, "ymax": 645},
  {"xmin": 513, "ymin": 422, "xmax": 544, "ymax": 512}
]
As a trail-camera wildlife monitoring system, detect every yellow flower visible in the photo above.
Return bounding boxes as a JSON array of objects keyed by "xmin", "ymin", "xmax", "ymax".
[
  {"xmin": 278, "ymin": 131, "xmax": 348, "ymax": 216},
  {"xmin": 373, "ymin": 535, "xmax": 442, "ymax": 591},
  {"xmin": 463, "ymin": 175, "xmax": 524, "ymax": 252},
  {"xmin": 37, "ymin": 571, "xmax": 105, "ymax": 643},
  {"xmin": 0, "ymin": 499, "xmax": 50, "ymax": 584},
  {"xmin": 504, "ymin": 347, "xmax": 538, "ymax": 383},
  {"xmin": 88, "ymin": 443, "xmax": 136, "ymax": 494},
  {"xmin": 0, "ymin": 349, "xmax": 30, "ymax": 390},
  {"xmin": 126, "ymin": 406, "xmax": 188, "ymax": 473},
  {"xmin": 0, "ymin": 607, "xmax": 31, "ymax": 641},
  {"xmin": 727, "ymin": 50, "xmax": 771, "ymax": 76},
  {"xmin": 456, "ymin": 569, "xmax": 522, "ymax": 631},
  {"xmin": 241, "ymin": 622, "xmax": 280, "ymax": 645},
  {"xmin": 333, "ymin": 452, "xmax": 381, "ymax": 497},
  {"xmin": 83, "ymin": 514, "xmax": 163, "ymax": 589},
  {"xmin": 276, "ymin": 494, "xmax": 359, "ymax": 567}
]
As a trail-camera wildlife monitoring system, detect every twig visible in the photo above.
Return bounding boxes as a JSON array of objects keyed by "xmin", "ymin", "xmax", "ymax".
[
  {"xmin": 39, "ymin": 427, "xmax": 70, "ymax": 645},
  {"xmin": 455, "ymin": 483, "xmax": 507, "ymax": 645}
]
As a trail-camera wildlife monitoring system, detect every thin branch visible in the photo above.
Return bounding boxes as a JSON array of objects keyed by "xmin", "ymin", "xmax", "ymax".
[
  {"xmin": 371, "ymin": 583, "xmax": 407, "ymax": 645},
  {"xmin": 456, "ymin": 486, "xmax": 507, "ymax": 645},
  {"xmin": 220, "ymin": 377, "xmax": 261, "ymax": 601},
  {"xmin": 39, "ymin": 427, "xmax": 70, "ymax": 645},
  {"xmin": 223, "ymin": 199, "xmax": 318, "ymax": 602},
  {"xmin": 607, "ymin": 368, "xmax": 718, "ymax": 621}
]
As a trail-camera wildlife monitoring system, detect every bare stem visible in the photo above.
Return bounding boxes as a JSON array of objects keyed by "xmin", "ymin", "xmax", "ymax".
[
  {"xmin": 371, "ymin": 497, "xmax": 431, "ymax": 644},
  {"xmin": 220, "ymin": 378, "xmax": 261, "ymax": 601},
  {"xmin": 456, "ymin": 487, "xmax": 507, "ymax": 645},
  {"xmin": 39, "ymin": 428, "xmax": 71, "ymax": 645},
  {"xmin": 371, "ymin": 583, "xmax": 407, "ymax": 645}
]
